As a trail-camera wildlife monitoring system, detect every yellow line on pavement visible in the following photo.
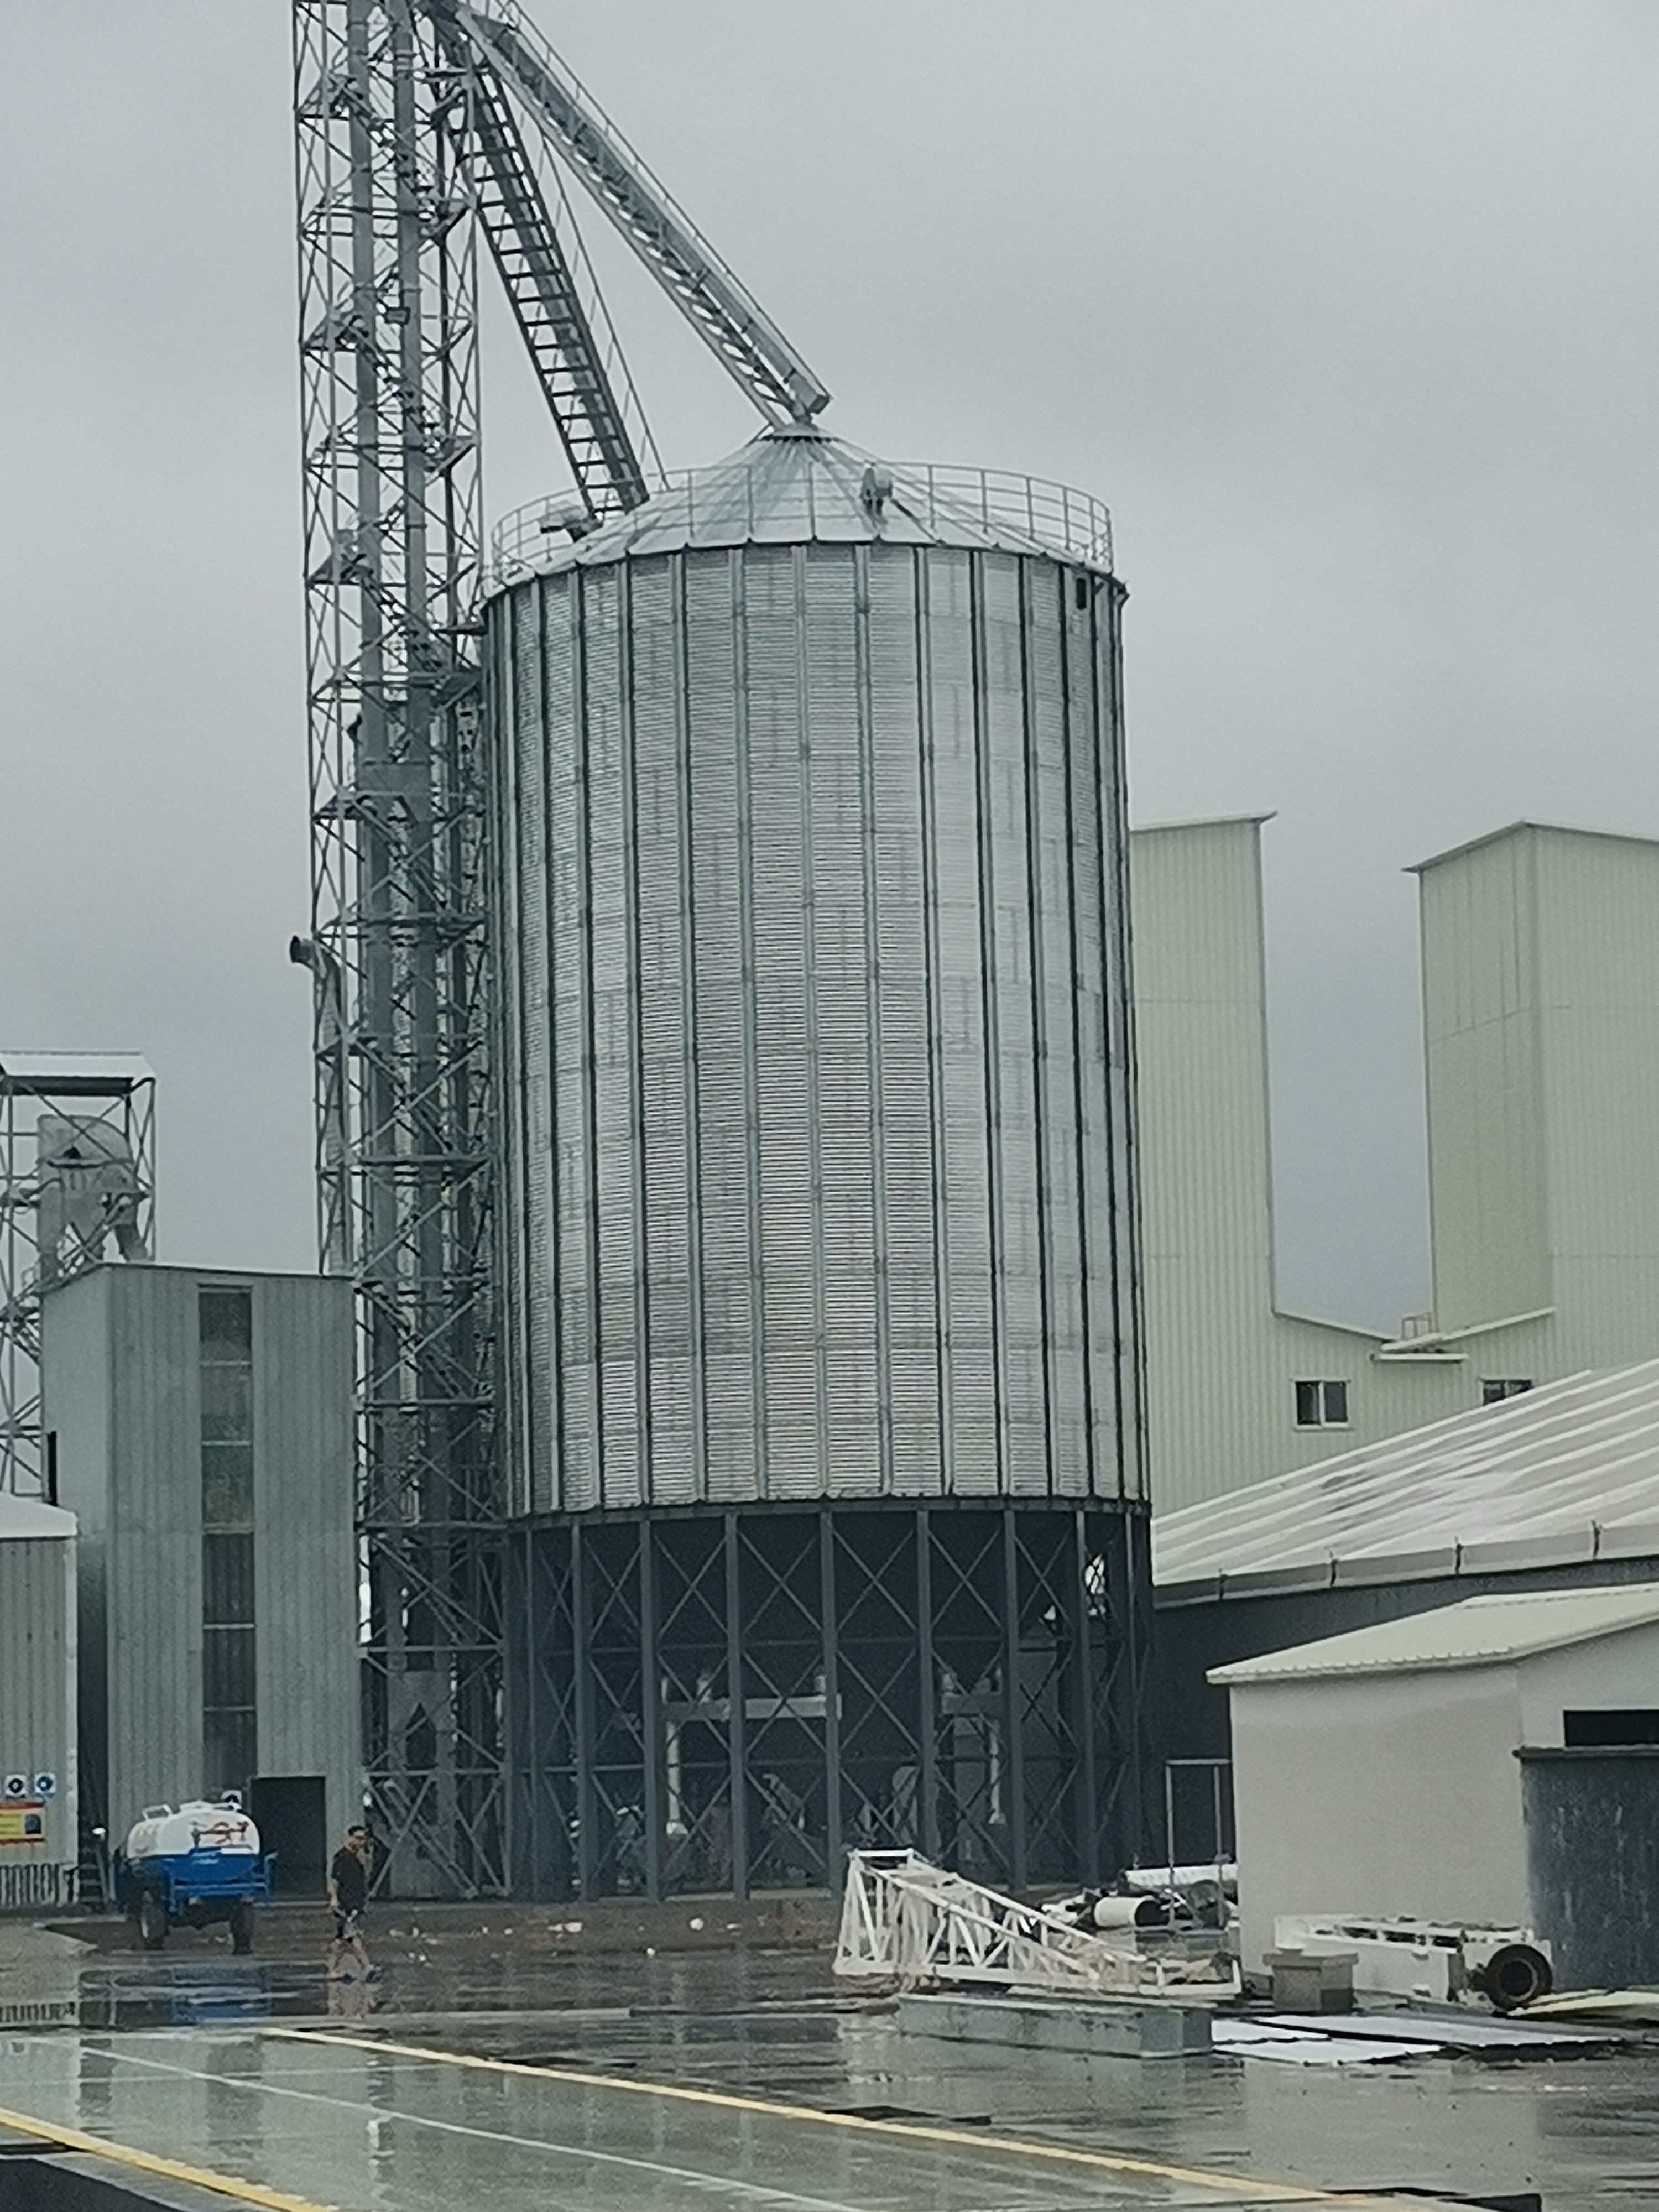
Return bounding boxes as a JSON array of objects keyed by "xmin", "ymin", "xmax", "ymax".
[
  {"xmin": 267, "ymin": 2025, "xmax": 1360, "ymax": 2203},
  {"xmin": 0, "ymin": 2105, "xmax": 335, "ymax": 2212}
]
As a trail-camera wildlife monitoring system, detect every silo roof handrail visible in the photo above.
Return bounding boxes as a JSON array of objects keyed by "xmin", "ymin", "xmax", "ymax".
[{"xmin": 488, "ymin": 453, "xmax": 1113, "ymax": 586}]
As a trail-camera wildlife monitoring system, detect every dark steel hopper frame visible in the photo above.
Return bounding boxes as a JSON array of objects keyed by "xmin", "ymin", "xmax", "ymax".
[{"xmin": 505, "ymin": 1499, "xmax": 1152, "ymax": 1899}]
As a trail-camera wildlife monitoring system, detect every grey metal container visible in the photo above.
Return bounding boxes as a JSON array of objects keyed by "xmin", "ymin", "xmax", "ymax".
[
  {"xmin": 1519, "ymin": 1745, "xmax": 1659, "ymax": 1989},
  {"xmin": 487, "ymin": 429, "xmax": 1141, "ymax": 1517}
]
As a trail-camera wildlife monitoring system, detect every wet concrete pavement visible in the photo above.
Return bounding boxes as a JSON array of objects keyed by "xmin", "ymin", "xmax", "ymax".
[{"xmin": 3, "ymin": 1915, "xmax": 1658, "ymax": 2210}]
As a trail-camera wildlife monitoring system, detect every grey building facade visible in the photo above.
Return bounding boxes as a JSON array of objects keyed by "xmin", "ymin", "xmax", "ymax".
[{"xmin": 41, "ymin": 1264, "xmax": 358, "ymax": 1889}]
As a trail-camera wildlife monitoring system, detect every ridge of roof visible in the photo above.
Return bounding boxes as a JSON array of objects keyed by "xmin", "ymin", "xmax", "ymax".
[
  {"xmin": 1209, "ymin": 1584, "xmax": 1659, "ymax": 1686},
  {"xmin": 1409, "ymin": 820, "xmax": 1659, "ymax": 875}
]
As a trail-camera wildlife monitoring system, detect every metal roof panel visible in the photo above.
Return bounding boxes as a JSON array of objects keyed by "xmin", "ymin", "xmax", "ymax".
[
  {"xmin": 1155, "ymin": 1357, "xmax": 1659, "ymax": 1596},
  {"xmin": 1210, "ymin": 1585, "xmax": 1659, "ymax": 1685},
  {"xmin": 0, "ymin": 1493, "xmax": 76, "ymax": 1541}
]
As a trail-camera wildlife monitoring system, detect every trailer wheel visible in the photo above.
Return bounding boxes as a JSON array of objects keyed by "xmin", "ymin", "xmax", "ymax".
[
  {"xmin": 230, "ymin": 1901, "xmax": 256, "ymax": 1955},
  {"xmin": 138, "ymin": 1891, "xmax": 169, "ymax": 1951}
]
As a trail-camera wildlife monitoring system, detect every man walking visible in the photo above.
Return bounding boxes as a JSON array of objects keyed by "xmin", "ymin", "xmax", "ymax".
[{"xmin": 326, "ymin": 1824, "xmax": 374, "ymax": 1981}]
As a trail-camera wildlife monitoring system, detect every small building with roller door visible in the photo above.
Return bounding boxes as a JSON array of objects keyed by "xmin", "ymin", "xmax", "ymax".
[{"xmin": 1214, "ymin": 1585, "xmax": 1659, "ymax": 1973}]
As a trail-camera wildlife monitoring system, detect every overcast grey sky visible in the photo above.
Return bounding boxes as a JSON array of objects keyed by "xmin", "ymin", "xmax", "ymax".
[{"xmin": 2, "ymin": 1, "xmax": 1655, "ymax": 1331}]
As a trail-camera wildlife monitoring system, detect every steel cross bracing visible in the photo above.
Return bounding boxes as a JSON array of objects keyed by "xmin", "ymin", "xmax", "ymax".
[
  {"xmin": 0, "ymin": 1058, "xmax": 155, "ymax": 1498},
  {"xmin": 294, "ymin": 0, "xmax": 503, "ymax": 1896},
  {"xmin": 504, "ymin": 1504, "xmax": 1152, "ymax": 1903}
]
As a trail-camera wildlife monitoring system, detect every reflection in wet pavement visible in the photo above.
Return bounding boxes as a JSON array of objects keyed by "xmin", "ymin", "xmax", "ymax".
[
  {"xmin": 2, "ymin": 1931, "xmax": 1658, "ymax": 2210},
  {"xmin": 2, "ymin": 2025, "xmax": 1342, "ymax": 2212}
]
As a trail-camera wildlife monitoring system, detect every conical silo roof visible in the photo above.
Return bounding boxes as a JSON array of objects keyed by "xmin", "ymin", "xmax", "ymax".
[{"xmin": 489, "ymin": 427, "xmax": 1113, "ymax": 584}]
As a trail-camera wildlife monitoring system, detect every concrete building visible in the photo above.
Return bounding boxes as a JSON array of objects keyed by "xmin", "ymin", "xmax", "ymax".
[
  {"xmin": 0, "ymin": 1493, "xmax": 76, "ymax": 1911},
  {"xmin": 40, "ymin": 1263, "xmax": 358, "ymax": 1893},
  {"xmin": 1214, "ymin": 1585, "xmax": 1659, "ymax": 1974},
  {"xmin": 1131, "ymin": 817, "xmax": 1659, "ymax": 1511}
]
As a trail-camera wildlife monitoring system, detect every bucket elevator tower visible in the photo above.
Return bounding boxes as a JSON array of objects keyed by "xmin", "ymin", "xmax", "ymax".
[{"xmin": 293, "ymin": 0, "xmax": 1150, "ymax": 1897}]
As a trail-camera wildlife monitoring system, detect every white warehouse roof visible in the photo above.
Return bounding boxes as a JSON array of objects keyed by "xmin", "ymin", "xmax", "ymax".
[
  {"xmin": 1211, "ymin": 1585, "xmax": 1659, "ymax": 1686},
  {"xmin": 1154, "ymin": 1358, "xmax": 1659, "ymax": 1601},
  {"xmin": 0, "ymin": 1491, "xmax": 75, "ymax": 1541}
]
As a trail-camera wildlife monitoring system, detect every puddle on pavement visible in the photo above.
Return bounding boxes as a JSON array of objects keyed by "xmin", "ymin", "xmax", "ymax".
[{"xmin": 5, "ymin": 1931, "xmax": 1659, "ymax": 2211}]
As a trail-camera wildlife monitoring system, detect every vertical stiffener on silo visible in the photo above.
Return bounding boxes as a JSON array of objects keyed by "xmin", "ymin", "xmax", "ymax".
[{"xmin": 488, "ymin": 431, "xmax": 1151, "ymax": 1898}]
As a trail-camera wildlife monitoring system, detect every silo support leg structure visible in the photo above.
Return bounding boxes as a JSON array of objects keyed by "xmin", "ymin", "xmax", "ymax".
[{"xmin": 503, "ymin": 1500, "xmax": 1151, "ymax": 1902}]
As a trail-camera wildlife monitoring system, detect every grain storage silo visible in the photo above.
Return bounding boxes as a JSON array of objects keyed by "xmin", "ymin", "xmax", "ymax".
[{"xmin": 488, "ymin": 427, "xmax": 1149, "ymax": 1899}]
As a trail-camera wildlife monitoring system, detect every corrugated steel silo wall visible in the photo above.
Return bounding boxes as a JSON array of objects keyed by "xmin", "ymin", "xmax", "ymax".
[{"xmin": 489, "ymin": 542, "xmax": 1140, "ymax": 1516}]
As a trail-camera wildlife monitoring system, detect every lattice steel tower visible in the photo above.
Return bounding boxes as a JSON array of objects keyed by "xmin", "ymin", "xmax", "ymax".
[{"xmin": 291, "ymin": 0, "xmax": 829, "ymax": 1893}]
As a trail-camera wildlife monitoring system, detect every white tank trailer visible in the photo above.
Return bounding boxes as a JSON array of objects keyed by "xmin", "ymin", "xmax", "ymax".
[
  {"xmin": 118, "ymin": 1795, "xmax": 273, "ymax": 1952},
  {"xmin": 486, "ymin": 429, "xmax": 1151, "ymax": 1896}
]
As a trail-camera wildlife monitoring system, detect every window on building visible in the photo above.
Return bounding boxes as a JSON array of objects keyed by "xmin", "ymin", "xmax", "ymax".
[
  {"xmin": 1481, "ymin": 1378, "xmax": 1534, "ymax": 1405},
  {"xmin": 200, "ymin": 1287, "xmax": 255, "ymax": 1796},
  {"xmin": 1564, "ymin": 1709, "xmax": 1659, "ymax": 1747},
  {"xmin": 1295, "ymin": 1379, "xmax": 1349, "ymax": 1429}
]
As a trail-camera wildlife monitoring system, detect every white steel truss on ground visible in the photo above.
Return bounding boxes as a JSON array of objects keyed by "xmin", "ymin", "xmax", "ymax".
[{"xmin": 834, "ymin": 1849, "xmax": 1236, "ymax": 2001}]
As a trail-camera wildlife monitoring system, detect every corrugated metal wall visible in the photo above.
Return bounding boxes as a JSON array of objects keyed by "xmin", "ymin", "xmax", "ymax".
[
  {"xmin": 0, "ymin": 1528, "xmax": 76, "ymax": 1907},
  {"xmin": 43, "ymin": 1265, "xmax": 359, "ymax": 1846},
  {"xmin": 1419, "ymin": 827, "xmax": 1550, "ymax": 1331},
  {"xmin": 39, "ymin": 1268, "xmax": 110, "ymax": 1833},
  {"xmin": 491, "ymin": 541, "xmax": 1141, "ymax": 1515},
  {"xmin": 1420, "ymin": 822, "xmax": 1659, "ymax": 1369},
  {"xmin": 1131, "ymin": 817, "xmax": 1512, "ymax": 1512},
  {"xmin": 252, "ymin": 1273, "xmax": 360, "ymax": 1849},
  {"xmin": 1532, "ymin": 830, "xmax": 1659, "ymax": 1373},
  {"xmin": 105, "ymin": 1266, "xmax": 199, "ymax": 1834}
]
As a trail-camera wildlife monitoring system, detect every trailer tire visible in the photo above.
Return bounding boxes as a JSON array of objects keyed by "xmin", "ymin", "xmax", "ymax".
[
  {"xmin": 230, "ymin": 1901, "xmax": 255, "ymax": 1955},
  {"xmin": 138, "ymin": 1891, "xmax": 169, "ymax": 1951}
]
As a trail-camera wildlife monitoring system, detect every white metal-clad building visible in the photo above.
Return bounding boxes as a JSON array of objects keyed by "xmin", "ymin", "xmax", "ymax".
[
  {"xmin": 0, "ymin": 1492, "xmax": 77, "ymax": 1910},
  {"xmin": 1133, "ymin": 818, "xmax": 1659, "ymax": 1511},
  {"xmin": 1213, "ymin": 1586, "xmax": 1659, "ymax": 1970},
  {"xmin": 1153, "ymin": 1359, "xmax": 1659, "ymax": 1838},
  {"xmin": 1156, "ymin": 1357, "xmax": 1659, "ymax": 1601}
]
